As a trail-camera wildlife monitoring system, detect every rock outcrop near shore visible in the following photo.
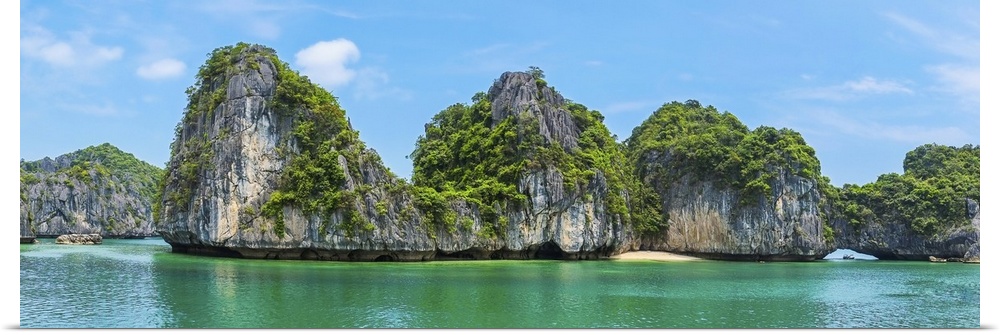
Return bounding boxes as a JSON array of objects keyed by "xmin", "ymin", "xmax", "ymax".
[
  {"xmin": 55, "ymin": 233, "xmax": 103, "ymax": 245},
  {"xmin": 625, "ymin": 101, "xmax": 835, "ymax": 261},
  {"xmin": 829, "ymin": 144, "xmax": 980, "ymax": 261},
  {"xmin": 20, "ymin": 143, "xmax": 163, "ymax": 240}
]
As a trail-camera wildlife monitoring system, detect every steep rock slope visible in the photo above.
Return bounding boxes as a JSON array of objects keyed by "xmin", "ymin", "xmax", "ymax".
[
  {"xmin": 410, "ymin": 70, "xmax": 651, "ymax": 259},
  {"xmin": 20, "ymin": 143, "xmax": 162, "ymax": 238},
  {"xmin": 626, "ymin": 101, "xmax": 836, "ymax": 260},
  {"xmin": 830, "ymin": 144, "xmax": 979, "ymax": 260},
  {"xmin": 157, "ymin": 44, "xmax": 436, "ymax": 260}
]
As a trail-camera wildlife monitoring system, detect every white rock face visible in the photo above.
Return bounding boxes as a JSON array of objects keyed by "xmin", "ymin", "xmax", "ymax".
[{"xmin": 636, "ymin": 150, "xmax": 835, "ymax": 261}]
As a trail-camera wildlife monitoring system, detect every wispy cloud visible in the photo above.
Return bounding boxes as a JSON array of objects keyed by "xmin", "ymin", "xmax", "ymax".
[
  {"xmin": 136, "ymin": 58, "xmax": 186, "ymax": 80},
  {"xmin": 925, "ymin": 64, "xmax": 979, "ymax": 102},
  {"xmin": 785, "ymin": 76, "xmax": 913, "ymax": 101},
  {"xmin": 463, "ymin": 43, "xmax": 512, "ymax": 57},
  {"xmin": 195, "ymin": 0, "xmax": 359, "ymax": 18},
  {"xmin": 21, "ymin": 25, "xmax": 124, "ymax": 68},
  {"xmin": 584, "ymin": 60, "xmax": 603, "ymax": 67},
  {"xmin": 883, "ymin": 11, "xmax": 979, "ymax": 107},
  {"xmin": 883, "ymin": 12, "xmax": 978, "ymax": 60},
  {"xmin": 602, "ymin": 101, "xmax": 653, "ymax": 114},
  {"xmin": 352, "ymin": 68, "xmax": 412, "ymax": 101},
  {"xmin": 453, "ymin": 42, "xmax": 549, "ymax": 74},
  {"xmin": 192, "ymin": 0, "xmax": 359, "ymax": 39},
  {"xmin": 57, "ymin": 102, "xmax": 122, "ymax": 117},
  {"xmin": 295, "ymin": 39, "xmax": 361, "ymax": 87},
  {"xmin": 813, "ymin": 110, "xmax": 969, "ymax": 144}
]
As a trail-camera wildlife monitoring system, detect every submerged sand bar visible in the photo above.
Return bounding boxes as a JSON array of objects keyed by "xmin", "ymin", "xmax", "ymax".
[{"xmin": 611, "ymin": 251, "xmax": 703, "ymax": 262}]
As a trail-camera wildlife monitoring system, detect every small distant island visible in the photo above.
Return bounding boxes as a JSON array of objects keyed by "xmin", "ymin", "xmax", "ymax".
[
  {"xmin": 21, "ymin": 43, "xmax": 979, "ymax": 263},
  {"xmin": 20, "ymin": 143, "xmax": 163, "ymax": 242}
]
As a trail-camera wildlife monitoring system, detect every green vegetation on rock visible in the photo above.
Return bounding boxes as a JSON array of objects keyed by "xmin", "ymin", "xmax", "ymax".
[
  {"xmin": 409, "ymin": 68, "xmax": 662, "ymax": 235},
  {"xmin": 832, "ymin": 144, "xmax": 979, "ymax": 236},
  {"xmin": 164, "ymin": 42, "xmax": 373, "ymax": 237},
  {"xmin": 625, "ymin": 100, "xmax": 824, "ymax": 204},
  {"xmin": 259, "ymin": 46, "xmax": 373, "ymax": 238},
  {"xmin": 21, "ymin": 143, "xmax": 163, "ymax": 200}
]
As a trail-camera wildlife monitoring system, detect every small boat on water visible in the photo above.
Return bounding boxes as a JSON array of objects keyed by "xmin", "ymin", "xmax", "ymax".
[{"xmin": 842, "ymin": 254, "xmax": 855, "ymax": 260}]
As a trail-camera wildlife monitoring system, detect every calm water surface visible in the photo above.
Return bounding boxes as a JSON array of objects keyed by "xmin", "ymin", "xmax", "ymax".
[{"xmin": 20, "ymin": 238, "xmax": 979, "ymax": 328}]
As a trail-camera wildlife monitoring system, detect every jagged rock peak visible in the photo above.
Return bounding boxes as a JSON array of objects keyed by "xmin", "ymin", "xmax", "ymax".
[{"xmin": 486, "ymin": 70, "xmax": 580, "ymax": 150}]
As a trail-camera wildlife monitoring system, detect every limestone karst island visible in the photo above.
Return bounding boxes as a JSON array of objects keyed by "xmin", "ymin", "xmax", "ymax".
[{"xmin": 19, "ymin": 43, "xmax": 980, "ymax": 263}]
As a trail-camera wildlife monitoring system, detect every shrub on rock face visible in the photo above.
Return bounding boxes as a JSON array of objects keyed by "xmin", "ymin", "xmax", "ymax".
[
  {"xmin": 833, "ymin": 144, "xmax": 979, "ymax": 236},
  {"xmin": 410, "ymin": 68, "xmax": 661, "ymax": 237}
]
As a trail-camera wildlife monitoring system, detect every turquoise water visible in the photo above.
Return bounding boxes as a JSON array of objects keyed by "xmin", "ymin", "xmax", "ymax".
[{"xmin": 20, "ymin": 238, "xmax": 979, "ymax": 328}]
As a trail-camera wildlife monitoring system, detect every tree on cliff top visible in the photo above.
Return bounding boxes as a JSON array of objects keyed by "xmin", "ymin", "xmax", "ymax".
[
  {"xmin": 834, "ymin": 144, "xmax": 979, "ymax": 236},
  {"xmin": 409, "ymin": 68, "xmax": 663, "ymax": 235},
  {"xmin": 625, "ymin": 100, "xmax": 824, "ymax": 203}
]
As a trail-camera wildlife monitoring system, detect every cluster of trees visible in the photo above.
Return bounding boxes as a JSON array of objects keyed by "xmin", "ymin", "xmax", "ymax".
[
  {"xmin": 21, "ymin": 143, "xmax": 163, "ymax": 200},
  {"xmin": 409, "ymin": 69, "xmax": 662, "ymax": 235},
  {"xmin": 832, "ymin": 144, "xmax": 979, "ymax": 236},
  {"xmin": 625, "ymin": 100, "xmax": 823, "ymax": 204}
]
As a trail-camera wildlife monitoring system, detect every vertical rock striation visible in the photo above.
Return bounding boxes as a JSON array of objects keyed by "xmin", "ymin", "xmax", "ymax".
[
  {"xmin": 157, "ymin": 44, "xmax": 436, "ymax": 260},
  {"xmin": 634, "ymin": 153, "xmax": 834, "ymax": 260},
  {"xmin": 424, "ymin": 71, "xmax": 635, "ymax": 259},
  {"xmin": 625, "ymin": 102, "xmax": 836, "ymax": 261}
]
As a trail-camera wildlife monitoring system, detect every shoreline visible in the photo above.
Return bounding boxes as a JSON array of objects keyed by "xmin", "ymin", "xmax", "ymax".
[{"xmin": 610, "ymin": 251, "xmax": 703, "ymax": 262}]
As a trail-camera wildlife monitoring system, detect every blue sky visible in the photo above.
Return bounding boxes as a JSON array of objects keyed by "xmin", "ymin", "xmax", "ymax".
[{"xmin": 17, "ymin": 0, "xmax": 982, "ymax": 187}]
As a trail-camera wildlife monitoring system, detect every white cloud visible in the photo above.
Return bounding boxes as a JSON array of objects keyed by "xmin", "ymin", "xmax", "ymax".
[
  {"xmin": 295, "ymin": 39, "xmax": 361, "ymax": 87},
  {"xmin": 136, "ymin": 58, "xmax": 186, "ymax": 80},
  {"xmin": 584, "ymin": 60, "xmax": 603, "ymax": 67},
  {"xmin": 785, "ymin": 76, "xmax": 912, "ymax": 101},
  {"xmin": 21, "ymin": 26, "xmax": 124, "ymax": 68}
]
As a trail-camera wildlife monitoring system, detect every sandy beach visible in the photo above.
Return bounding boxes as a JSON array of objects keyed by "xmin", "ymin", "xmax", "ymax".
[{"xmin": 610, "ymin": 251, "xmax": 703, "ymax": 262}]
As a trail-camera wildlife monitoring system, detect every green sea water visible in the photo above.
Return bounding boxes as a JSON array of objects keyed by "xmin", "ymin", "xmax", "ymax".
[{"xmin": 19, "ymin": 238, "xmax": 980, "ymax": 328}]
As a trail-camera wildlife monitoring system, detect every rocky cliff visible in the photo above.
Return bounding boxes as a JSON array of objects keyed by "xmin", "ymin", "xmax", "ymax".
[
  {"xmin": 830, "ymin": 144, "xmax": 980, "ymax": 261},
  {"xmin": 157, "ymin": 44, "xmax": 436, "ymax": 260},
  {"xmin": 832, "ymin": 199, "xmax": 979, "ymax": 260},
  {"xmin": 635, "ymin": 161, "xmax": 833, "ymax": 260},
  {"xmin": 19, "ymin": 143, "xmax": 162, "ymax": 238},
  {"xmin": 157, "ymin": 44, "xmax": 635, "ymax": 260},
  {"xmin": 626, "ymin": 101, "xmax": 835, "ymax": 261},
  {"xmin": 412, "ymin": 71, "xmax": 638, "ymax": 259}
]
